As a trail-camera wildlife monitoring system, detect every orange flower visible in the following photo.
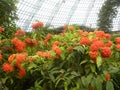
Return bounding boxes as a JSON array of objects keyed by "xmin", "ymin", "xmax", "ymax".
[
  {"xmin": 14, "ymin": 30, "xmax": 26, "ymax": 37},
  {"xmin": 18, "ymin": 67, "xmax": 26, "ymax": 78},
  {"xmin": 115, "ymin": 44, "xmax": 120, "ymax": 50},
  {"xmin": 43, "ymin": 52, "xmax": 52, "ymax": 59},
  {"xmin": 36, "ymin": 51, "xmax": 43, "ymax": 56},
  {"xmin": 32, "ymin": 21, "xmax": 44, "ymax": 29},
  {"xmin": 77, "ymin": 30, "xmax": 83, "ymax": 35},
  {"xmin": 12, "ymin": 38, "xmax": 25, "ymax": 52},
  {"xmin": 0, "ymin": 26, "xmax": 4, "ymax": 33},
  {"xmin": 105, "ymin": 73, "xmax": 110, "ymax": 81},
  {"xmin": 80, "ymin": 37, "xmax": 90, "ymax": 45},
  {"xmin": 16, "ymin": 53, "xmax": 28, "ymax": 63},
  {"xmin": 89, "ymin": 51, "xmax": 98, "ymax": 59},
  {"xmin": 104, "ymin": 34, "xmax": 111, "ymax": 40},
  {"xmin": 90, "ymin": 40, "xmax": 104, "ymax": 51},
  {"xmin": 2, "ymin": 63, "xmax": 14, "ymax": 72},
  {"xmin": 8, "ymin": 54, "xmax": 16, "ymax": 63},
  {"xmin": 25, "ymin": 38, "xmax": 32, "ymax": 46},
  {"xmin": 82, "ymin": 31, "xmax": 88, "ymax": 37},
  {"xmin": 29, "ymin": 57, "xmax": 35, "ymax": 62},
  {"xmin": 101, "ymin": 47, "xmax": 112, "ymax": 58},
  {"xmin": 52, "ymin": 46, "xmax": 61, "ymax": 55},
  {"xmin": 105, "ymin": 41, "xmax": 112, "ymax": 47},
  {"xmin": 115, "ymin": 37, "xmax": 120, "ymax": 44},
  {"xmin": 68, "ymin": 26, "xmax": 74, "ymax": 31},
  {"xmin": 95, "ymin": 31, "xmax": 105, "ymax": 38},
  {"xmin": 46, "ymin": 33, "xmax": 52, "ymax": 40},
  {"xmin": 67, "ymin": 46, "xmax": 73, "ymax": 52},
  {"xmin": 0, "ymin": 54, "xmax": 2, "ymax": 61},
  {"xmin": 53, "ymin": 41, "xmax": 60, "ymax": 46}
]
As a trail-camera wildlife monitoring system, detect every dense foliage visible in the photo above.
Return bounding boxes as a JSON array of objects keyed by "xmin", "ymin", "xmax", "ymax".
[
  {"xmin": 0, "ymin": 0, "xmax": 18, "ymax": 39},
  {"xmin": 0, "ymin": 22, "xmax": 120, "ymax": 90}
]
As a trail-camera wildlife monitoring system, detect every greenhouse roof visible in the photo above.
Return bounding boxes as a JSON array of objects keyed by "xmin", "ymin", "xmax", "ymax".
[{"xmin": 16, "ymin": 0, "xmax": 120, "ymax": 31}]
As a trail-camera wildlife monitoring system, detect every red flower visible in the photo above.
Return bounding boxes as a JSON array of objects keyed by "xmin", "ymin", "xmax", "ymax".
[
  {"xmin": 105, "ymin": 73, "xmax": 110, "ymax": 81},
  {"xmin": 12, "ymin": 38, "xmax": 25, "ymax": 52},
  {"xmin": 46, "ymin": 33, "xmax": 52, "ymax": 40},
  {"xmin": 115, "ymin": 37, "xmax": 120, "ymax": 44},
  {"xmin": 68, "ymin": 26, "xmax": 74, "ymax": 31},
  {"xmin": 2, "ymin": 63, "xmax": 14, "ymax": 72},
  {"xmin": 14, "ymin": 30, "xmax": 26, "ymax": 37},
  {"xmin": 82, "ymin": 31, "xmax": 89, "ymax": 37},
  {"xmin": 89, "ymin": 51, "xmax": 98, "ymax": 59},
  {"xmin": 25, "ymin": 38, "xmax": 32, "ymax": 46},
  {"xmin": 95, "ymin": 31, "xmax": 105, "ymax": 38},
  {"xmin": 101, "ymin": 47, "xmax": 112, "ymax": 58},
  {"xmin": 53, "ymin": 41, "xmax": 60, "ymax": 46},
  {"xmin": 16, "ymin": 53, "xmax": 28, "ymax": 63},
  {"xmin": 104, "ymin": 34, "xmax": 111, "ymax": 40},
  {"xmin": 105, "ymin": 41, "xmax": 112, "ymax": 47},
  {"xmin": 0, "ymin": 54, "xmax": 2, "ymax": 61},
  {"xmin": 0, "ymin": 26, "xmax": 4, "ymax": 33},
  {"xmin": 67, "ymin": 46, "xmax": 73, "ymax": 52},
  {"xmin": 77, "ymin": 30, "xmax": 83, "ymax": 35},
  {"xmin": 43, "ymin": 52, "xmax": 52, "ymax": 59},
  {"xmin": 18, "ymin": 67, "xmax": 26, "ymax": 78},
  {"xmin": 90, "ymin": 41, "xmax": 104, "ymax": 51},
  {"xmin": 8, "ymin": 54, "xmax": 16, "ymax": 63},
  {"xmin": 36, "ymin": 51, "xmax": 43, "ymax": 56},
  {"xmin": 52, "ymin": 46, "xmax": 61, "ymax": 55},
  {"xmin": 29, "ymin": 57, "xmax": 35, "ymax": 62},
  {"xmin": 80, "ymin": 37, "xmax": 90, "ymax": 45},
  {"xmin": 115, "ymin": 44, "xmax": 120, "ymax": 50},
  {"xmin": 32, "ymin": 21, "xmax": 44, "ymax": 29}
]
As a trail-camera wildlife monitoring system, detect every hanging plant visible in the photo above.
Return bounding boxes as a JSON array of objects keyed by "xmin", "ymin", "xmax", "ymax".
[{"xmin": 97, "ymin": 0, "xmax": 120, "ymax": 32}]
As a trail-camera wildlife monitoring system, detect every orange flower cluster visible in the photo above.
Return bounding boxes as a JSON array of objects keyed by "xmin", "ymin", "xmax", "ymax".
[
  {"xmin": 105, "ymin": 73, "xmax": 111, "ymax": 81},
  {"xmin": 95, "ymin": 31, "xmax": 105, "ymax": 38},
  {"xmin": 105, "ymin": 41, "xmax": 112, "ymax": 47},
  {"xmin": 115, "ymin": 44, "xmax": 120, "ymax": 50},
  {"xmin": 25, "ymin": 38, "xmax": 38, "ymax": 47},
  {"xmin": 67, "ymin": 46, "xmax": 73, "ymax": 52},
  {"xmin": 14, "ymin": 30, "xmax": 26, "ymax": 37},
  {"xmin": 52, "ymin": 41, "xmax": 61, "ymax": 55},
  {"xmin": 90, "ymin": 40, "xmax": 104, "ymax": 51},
  {"xmin": 12, "ymin": 38, "xmax": 25, "ymax": 52},
  {"xmin": 2, "ymin": 63, "xmax": 14, "ymax": 72},
  {"xmin": 36, "ymin": 51, "xmax": 51, "ymax": 59},
  {"xmin": 0, "ymin": 53, "xmax": 2, "ymax": 61},
  {"xmin": 32, "ymin": 21, "xmax": 44, "ymax": 29},
  {"xmin": 0, "ymin": 26, "xmax": 4, "ymax": 33},
  {"xmin": 7, "ymin": 53, "xmax": 27, "ymax": 78},
  {"xmin": 101, "ymin": 47, "xmax": 112, "ymax": 58},
  {"xmin": 89, "ymin": 51, "xmax": 98, "ymax": 60},
  {"xmin": 115, "ymin": 37, "xmax": 120, "ymax": 44},
  {"xmin": 80, "ymin": 37, "xmax": 90, "ymax": 45},
  {"xmin": 43, "ymin": 33, "xmax": 53, "ymax": 46}
]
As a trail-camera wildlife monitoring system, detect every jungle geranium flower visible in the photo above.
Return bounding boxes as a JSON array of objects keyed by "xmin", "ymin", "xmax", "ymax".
[
  {"xmin": 77, "ymin": 30, "xmax": 83, "ymax": 35},
  {"xmin": 95, "ymin": 31, "xmax": 105, "ymax": 38},
  {"xmin": 0, "ymin": 26, "xmax": 4, "ymax": 33},
  {"xmin": 52, "ymin": 46, "xmax": 61, "ymax": 55},
  {"xmin": 12, "ymin": 38, "xmax": 25, "ymax": 52},
  {"xmin": 29, "ymin": 57, "xmax": 35, "ymax": 62},
  {"xmin": 115, "ymin": 37, "xmax": 120, "ymax": 44},
  {"xmin": 89, "ymin": 51, "xmax": 98, "ymax": 59},
  {"xmin": 8, "ymin": 54, "xmax": 16, "ymax": 63},
  {"xmin": 68, "ymin": 25, "xmax": 74, "ymax": 31},
  {"xmin": 14, "ymin": 30, "xmax": 26, "ymax": 37},
  {"xmin": 115, "ymin": 44, "xmax": 120, "ymax": 50},
  {"xmin": 90, "ymin": 40, "xmax": 104, "ymax": 51},
  {"xmin": 25, "ymin": 38, "xmax": 32, "ymax": 46},
  {"xmin": 32, "ymin": 21, "xmax": 44, "ymax": 29},
  {"xmin": 104, "ymin": 34, "xmax": 111, "ymax": 40},
  {"xmin": 36, "ymin": 51, "xmax": 43, "ymax": 56},
  {"xmin": 67, "ymin": 46, "xmax": 73, "ymax": 52},
  {"xmin": 105, "ymin": 73, "xmax": 110, "ymax": 81},
  {"xmin": 16, "ymin": 53, "xmax": 28, "ymax": 63},
  {"xmin": 2, "ymin": 63, "xmax": 14, "ymax": 72},
  {"xmin": 82, "ymin": 31, "xmax": 89, "ymax": 37},
  {"xmin": 105, "ymin": 41, "xmax": 112, "ymax": 47},
  {"xmin": 80, "ymin": 37, "xmax": 90, "ymax": 45},
  {"xmin": 46, "ymin": 33, "xmax": 52, "ymax": 40},
  {"xmin": 101, "ymin": 47, "xmax": 112, "ymax": 58},
  {"xmin": 53, "ymin": 41, "xmax": 60, "ymax": 46},
  {"xmin": 18, "ymin": 67, "xmax": 26, "ymax": 78},
  {"xmin": 43, "ymin": 52, "xmax": 52, "ymax": 59},
  {"xmin": 0, "ymin": 54, "xmax": 2, "ymax": 61}
]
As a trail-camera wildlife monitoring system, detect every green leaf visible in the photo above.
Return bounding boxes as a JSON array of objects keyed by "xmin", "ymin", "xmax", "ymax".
[
  {"xmin": 80, "ymin": 60, "xmax": 88, "ymax": 65},
  {"xmin": 106, "ymin": 81, "xmax": 114, "ymax": 90},
  {"xmin": 96, "ymin": 77, "xmax": 102, "ymax": 90},
  {"xmin": 73, "ymin": 46, "xmax": 85, "ymax": 54},
  {"xmin": 90, "ymin": 64, "xmax": 96, "ymax": 72},
  {"xmin": 96, "ymin": 56, "xmax": 102, "ymax": 67}
]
